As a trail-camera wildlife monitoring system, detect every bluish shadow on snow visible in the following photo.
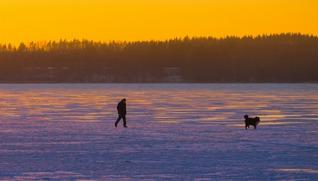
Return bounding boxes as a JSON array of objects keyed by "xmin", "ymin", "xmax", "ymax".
[{"xmin": 0, "ymin": 84, "xmax": 317, "ymax": 180}]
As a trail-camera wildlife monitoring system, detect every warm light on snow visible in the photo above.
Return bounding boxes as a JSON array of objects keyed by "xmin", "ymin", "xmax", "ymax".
[{"xmin": 0, "ymin": 84, "xmax": 317, "ymax": 179}]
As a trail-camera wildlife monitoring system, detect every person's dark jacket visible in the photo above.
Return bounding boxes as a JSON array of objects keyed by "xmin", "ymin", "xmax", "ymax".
[{"xmin": 117, "ymin": 100, "xmax": 126, "ymax": 115}]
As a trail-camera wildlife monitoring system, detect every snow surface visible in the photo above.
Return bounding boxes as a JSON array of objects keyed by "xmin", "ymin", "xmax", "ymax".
[{"xmin": 0, "ymin": 84, "xmax": 317, "ymax": 180}]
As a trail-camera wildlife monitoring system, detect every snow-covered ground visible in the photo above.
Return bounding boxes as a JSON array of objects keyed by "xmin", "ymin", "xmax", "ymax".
[{"xmin": 0, "ymin": 84, "xmax": 317, "ymax": 180}]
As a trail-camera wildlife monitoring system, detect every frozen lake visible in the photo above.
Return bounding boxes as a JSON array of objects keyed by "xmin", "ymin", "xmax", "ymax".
[{"xmin": 0, "ymin": 84, "xmax": 317, "ymax": 180}]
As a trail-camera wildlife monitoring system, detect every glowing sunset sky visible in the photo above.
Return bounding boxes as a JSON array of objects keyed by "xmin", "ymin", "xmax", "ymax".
[{"xmin": 0, "ymin": 0, "xmax": 317, "ymax": 44}]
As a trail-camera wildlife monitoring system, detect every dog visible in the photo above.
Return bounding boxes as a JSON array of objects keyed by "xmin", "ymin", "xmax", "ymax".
[{"xmin": 244, "ymin": 115, "xmax": 260, "ymax": 129}]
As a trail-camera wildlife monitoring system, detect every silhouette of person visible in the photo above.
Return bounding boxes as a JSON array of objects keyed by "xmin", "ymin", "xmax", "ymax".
[{"xmin": 115, "ymin": 98, "xmax": 127, "ymax": 128}]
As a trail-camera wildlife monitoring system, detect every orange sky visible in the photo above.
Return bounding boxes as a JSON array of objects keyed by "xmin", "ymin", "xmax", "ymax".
[{"xmin": 0, "ymin": 0, "xmax": 317, "ymax": 44}]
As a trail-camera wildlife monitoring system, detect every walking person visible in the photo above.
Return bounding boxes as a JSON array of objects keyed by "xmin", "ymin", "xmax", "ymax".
[{"xmin": 115, "ymin": 98, "xmax": 127, "ymax": 128}]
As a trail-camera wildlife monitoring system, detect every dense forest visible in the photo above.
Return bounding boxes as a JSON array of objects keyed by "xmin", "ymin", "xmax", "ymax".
[{"xmin": 0, "ymin": 33, "xmax": 317, "ymax": 83}]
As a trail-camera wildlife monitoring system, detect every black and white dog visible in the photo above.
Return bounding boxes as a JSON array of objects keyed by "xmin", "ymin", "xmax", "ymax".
[{"xmin": 244, "ymin": 115, "xmax": 260, "ymax": 129}]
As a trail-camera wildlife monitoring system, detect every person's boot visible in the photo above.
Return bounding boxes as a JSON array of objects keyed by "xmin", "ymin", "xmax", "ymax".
[
  {"xmin": 115, "ymin": 122, "xmax": 118, "ymax": 128},
  {"xmin": 124, "ymin": 124, "xmax": 128, "ymax": 128}
]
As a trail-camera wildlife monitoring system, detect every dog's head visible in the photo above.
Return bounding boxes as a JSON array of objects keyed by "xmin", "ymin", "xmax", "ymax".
[
  {"xmin": 255, "ymin": 117, "xmax": 260, "ymax": 124},
  {"xmin": 244, "ymin": 115, "xmax": 249, "ymax": 119}
]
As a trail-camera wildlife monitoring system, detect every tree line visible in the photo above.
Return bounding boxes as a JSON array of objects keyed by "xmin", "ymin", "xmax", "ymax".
[{"xmin": 0, "ymin": 33, "xmax": 317, "ymax": 82}]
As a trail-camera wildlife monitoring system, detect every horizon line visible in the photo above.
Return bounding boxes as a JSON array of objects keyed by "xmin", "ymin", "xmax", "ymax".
[{"xmin": 1, "ymin": 32, "xmax": 318, "ymax": 47}]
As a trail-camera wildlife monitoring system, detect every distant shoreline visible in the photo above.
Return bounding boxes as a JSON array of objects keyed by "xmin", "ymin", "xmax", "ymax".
[{"xmin": 1, "ymin": 34, "xmax": 317, "ymax": 83}]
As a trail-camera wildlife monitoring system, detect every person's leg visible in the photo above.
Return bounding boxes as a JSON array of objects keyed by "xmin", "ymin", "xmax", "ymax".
[
  {"xmin": 122, "ymin": 114, "xmax": 127, "ymax": 127},
  {"xmin": 115, "ymin": 115, "xmax": 122, "ymax": 127}
]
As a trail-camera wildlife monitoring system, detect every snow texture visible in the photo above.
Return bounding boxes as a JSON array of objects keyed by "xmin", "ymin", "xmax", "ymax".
[{"xmin": 0, "ymin": 84, "xmax": 317, "ymax": 180}]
